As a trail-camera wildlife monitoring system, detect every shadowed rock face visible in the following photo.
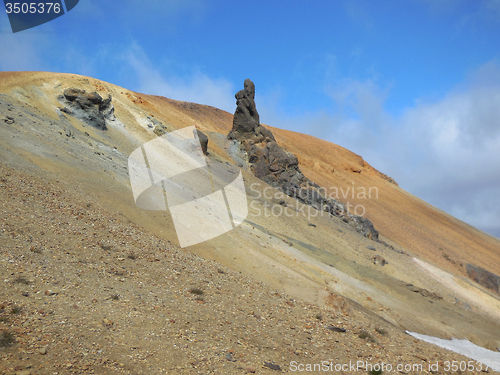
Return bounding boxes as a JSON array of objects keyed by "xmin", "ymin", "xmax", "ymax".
[
  {"xmin": 195, "ymin": 128, "xmax": 209, "ymax": 155},
  {"xmin": 228, "ymin": 79, "xmax": 379, "ymax": 241},
  {"xmin": 232, "ymin": 79, "xmax": 258, "ymax": 133},
  {"xmin": 59, "ymin": 88, "xmax": 115, "ymax": 130},
  {"xmin": 228, "ymin": 79, "xmax": 310, "ymax": 192},
  {"xmin": 228, "ymin": 79, "xmax": 275, "ymax": 143},
  {"xmin": 466, "ymin": 264, "xmax": 500, "ymax": 295}
]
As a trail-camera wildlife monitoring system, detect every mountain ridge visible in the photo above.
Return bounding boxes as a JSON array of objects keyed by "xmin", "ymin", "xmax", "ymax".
[
  {"xmin": 1, "ymin": 71, "xmax": 500, "ymax": 278},
  {"xmin": 1, "ymin": 71, "xmax": 500, "ymax": 373}
]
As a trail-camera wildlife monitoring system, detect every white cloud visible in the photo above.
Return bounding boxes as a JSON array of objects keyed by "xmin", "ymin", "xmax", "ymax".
[
  {"xmin": 258, "ymin": 61, "xmax": 500, "ymax": 238},
  {"xmin": 0, "ymin": 33, "xmax": 49, "ymax": 71},
  {"xmin": 294, "ymin": 61, "xmax": 500, "ymax": 238},
  {"xmin": 0, "ymin": 10, "xmax": 52, "ymax": 71},
  {"xmin": 395, "ymin": 67, "xmax": 500, "ymax": 237},
  {"xmin": 123, "ymin": 43, "xmax": 235, "ymax": 112}
]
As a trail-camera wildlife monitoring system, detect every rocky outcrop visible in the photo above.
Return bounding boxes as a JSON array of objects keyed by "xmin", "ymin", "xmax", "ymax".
[
  {"xmin": 466, "ymin": 264, "xmax": 500, "ymax": 295},
  {"xmin": 373, "ymin": 255, "xmax": 387, "ymax": 266},
  {"xmin": 59, "ymin": 88, "xmax": 116, "ymax": 130},
  {"xmin": 3, "ymin": 116, "xmax": 15, "ymax": 125},
  {"xmin": 196, "ymin": 129, "xmax": 209, "ymax": 155},
  {"xmin": 228, "ymin": 79, "xmax": 379, "ymax": 241},
  {"xmin": 228, "ymin": 79, "xmax": 307, "ymax": 190},
  {"xmin": 228, "ymin": 79, "xmax": 275, "ymax": 143},
  {"xmin": 405, "ymin": 284, "xmax": 442, "ymax": 300}
]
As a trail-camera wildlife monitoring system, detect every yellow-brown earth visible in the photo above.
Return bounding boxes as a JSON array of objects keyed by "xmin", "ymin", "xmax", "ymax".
[{"xmin": 0, "ymin": 72, "xmax": 499, "ymax": 374}]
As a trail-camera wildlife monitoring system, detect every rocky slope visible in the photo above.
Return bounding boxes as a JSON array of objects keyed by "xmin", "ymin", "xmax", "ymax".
[
  {"xmin": 2, "ymin": 162, "xmax": 492, "ymax": 375},
  {"xmin": 227, "ymin": 79, "xmax": 379, "ymax": 241},
  {"xmin": 0, "ymin": 71, "xmax": 499, "ymax": 374}
]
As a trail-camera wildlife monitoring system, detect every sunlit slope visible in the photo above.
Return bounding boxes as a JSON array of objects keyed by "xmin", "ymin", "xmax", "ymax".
[
  {"xmin": 269, "ymin": 127, "xmax": 500, "ymax": 279},
  {"xmin": 1, "ymin": 71, "xmax": 499, "ymax": 283},
  {"xmin": 145, "ymin": 85, "xmax": 500, "ymax": 280}
]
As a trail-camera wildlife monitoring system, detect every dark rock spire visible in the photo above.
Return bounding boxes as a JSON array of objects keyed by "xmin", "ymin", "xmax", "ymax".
[
  {"xmin": 227, "ymin": 79, "xmax": 379, "ymax": 241},
  {"xmin": 228, "ymin": 79, "xmax": 275, "ymax": 142}
]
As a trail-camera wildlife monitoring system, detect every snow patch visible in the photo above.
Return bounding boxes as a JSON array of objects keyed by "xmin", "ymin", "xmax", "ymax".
[{"xmin": 407, "ymin": 331, "xmax": 500, "ymax": 372}]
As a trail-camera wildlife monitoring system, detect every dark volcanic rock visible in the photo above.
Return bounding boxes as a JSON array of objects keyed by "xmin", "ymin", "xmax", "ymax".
[
  {"xmin": 228, "ymin": 79, "xmax": 275, "ymax": 143},
  {"xmin": 4, "ymin": 116, "xmax": 15, "ymax": 124},
  {"xmin": 195, "ymin": 128, "xmax": 209, "ymax": 155},
  {"xmin": 228, "ymin": 79, "xmax": 379, "ymax": 241},
  {"xmin": 59, "ymin": 88, "xmax": 116, "ymax": 130},
  {"xmin": 232, "ymin": 79, "xmax": 258, "ymax": 133},
  {"xmin": 228, "ymin": 79, "xmax": 304, "ymax": 189},
  {"xmin": 264, "ymin": 362, "xmax": 281, "ymax": 371},
  {"xmin": 349, "ymin": 215, "xmax": 379, "ymax": 241},
  {"xmin": 327, "ymin": 325, "xmax": 346, "ymax": 332},
  {"xmin": 248, "ymin": 138, "xmax": 306, "ymax": 188},
  {"xmin": 466, "ymin": 264, "xmax": 500, "ymax": 295},
  {"xmin": 405, "ymin": 284, "xmax": 442, "ymax": 300}
]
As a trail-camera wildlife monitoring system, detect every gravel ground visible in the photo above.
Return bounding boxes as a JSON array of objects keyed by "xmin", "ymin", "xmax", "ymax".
[{"xmin": 0, "ymin": 163, "xmax": 496, "ymax": 375}]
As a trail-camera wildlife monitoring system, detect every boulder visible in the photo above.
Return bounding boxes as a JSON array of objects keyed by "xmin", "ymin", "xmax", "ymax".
[
  {"xmin": 4, "ymin": 116, "xmax": 15, "ymax": 125},
  {"xmin": 466, "ymin": 264, "xmax": 500, "ymax": 295},
  {"xmin": 59, "ymin": 88, "xmax": 116, "ymax": 130},
  {"xmin": 373, "ymin": 255, "xmax": 386, "ymax": 266},
  {"xmin": 349, "ymin": 216, "xmax": 379, "ymax": 241},
  {"xmin": 195, "ymin": 129, "xmax": 209, "ymax": 155}
]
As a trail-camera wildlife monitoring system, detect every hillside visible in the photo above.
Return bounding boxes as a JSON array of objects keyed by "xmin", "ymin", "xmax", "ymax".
[{"xmin": 0, "ymin": 71, "xmax": 499, "ymax": 374}]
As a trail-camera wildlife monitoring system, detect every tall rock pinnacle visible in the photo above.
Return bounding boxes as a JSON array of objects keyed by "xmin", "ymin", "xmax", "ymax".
[
  {"xmin": 227, "ymin": 78, "xmax": 380, "ymax": 241},
  {"xmin": 233, "ymin": 78, "xmax": 259, "ymax": 133},
  {"xmin": 228, "ymin": 79, "xmax": 275, "ymax": 142}
]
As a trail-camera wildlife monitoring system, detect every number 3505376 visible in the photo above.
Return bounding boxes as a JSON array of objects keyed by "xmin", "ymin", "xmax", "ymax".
[{"xmin": 5, "ymin": 3, "xmax": 61, "ymax": 14}]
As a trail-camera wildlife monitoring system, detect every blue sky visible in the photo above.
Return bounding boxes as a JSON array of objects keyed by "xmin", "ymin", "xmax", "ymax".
[{"xmin": 1, "ymin": 0, "xmax": 500, "ymax": 237}]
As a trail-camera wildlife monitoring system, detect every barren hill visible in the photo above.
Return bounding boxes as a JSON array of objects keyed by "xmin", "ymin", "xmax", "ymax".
[{"xmin": 0, "ymin": 71, "xmax": 499, "ymax": 374}]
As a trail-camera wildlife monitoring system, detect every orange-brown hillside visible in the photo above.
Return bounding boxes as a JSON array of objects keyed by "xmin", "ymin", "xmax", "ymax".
[
  {"xmin": 148, "ymin": 87, "xmax": 500, "ymax": 280},
  {"xmin": 1, "ymin": 71, "xmax": 499, "ymax": 283},
  {"xmin": 2, "ymin": 72, "xmax": 500, "ymax": 371}
]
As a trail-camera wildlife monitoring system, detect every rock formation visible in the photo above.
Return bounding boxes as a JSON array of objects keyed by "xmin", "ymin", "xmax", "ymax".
[
  {"xmin": 466, "ymin": 264, "xmax": 500, "ymax": 295},
  {"xmin": 228, "ymin": 79, "xmax": 312, "ymax": 192},
  {"xmin": 195, "ymin": 128, "xmax": 209, "ymax": 155},
  {"xmin": 228, "ymin": 79, "xmax": 379, "ymax": 241},
  {"xmin": 228, "ymin": 79, "xmax": 275, "ymax": 143},
  {"xmin": 373, "ymin": 255, "xmax": 387, "ymax": 266},
  {"xmin": 59, "ymin": 88, "xmax": 116, "ymax": 130}
]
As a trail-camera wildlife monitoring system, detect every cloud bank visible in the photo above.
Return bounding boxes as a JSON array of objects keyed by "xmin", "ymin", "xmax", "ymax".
[
  {"xmin": 253, "ymin": 59, "xmax": 500, "ymax": 238},
  {"xmin": 265, "ymin": 61, "xmax": 500, "ymax": 238},
  {"xmin": 395, "ymin": 61, "xmax": 500, "ymax": 237},
  {"xmin": 123, "ymin": 44, "xmax": 235, "ymax": 113},
  {"xmin": 1, "ymin": 2, "xmax": 498, "ymax": 238}
]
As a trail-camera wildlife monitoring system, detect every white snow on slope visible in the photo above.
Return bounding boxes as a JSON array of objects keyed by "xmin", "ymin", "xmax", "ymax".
[{"xmin": 407, "ymin": 331, "xmax": 500, "ymax": 372}]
